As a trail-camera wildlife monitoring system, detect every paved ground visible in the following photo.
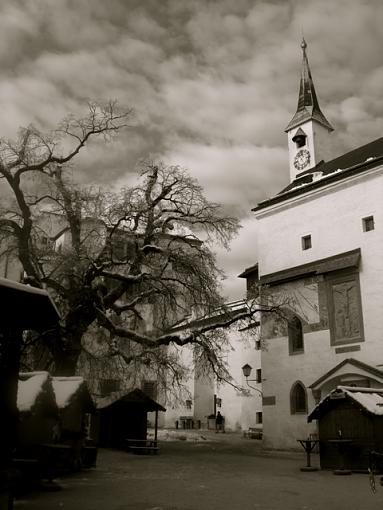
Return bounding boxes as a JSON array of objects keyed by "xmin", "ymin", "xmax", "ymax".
[{"xmin": 14, "ymin": 431, "xmax": 383, "ymax": 510}]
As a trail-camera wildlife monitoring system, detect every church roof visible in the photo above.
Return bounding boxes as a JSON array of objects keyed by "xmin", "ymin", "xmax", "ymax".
[
  {"xmin": 285, "ymin": 39, "xmax": 333, "ymax": 132},
  {"xmin": 253, "ymin": 136, "xmax": 383, "ymax": 212},
  {"xmin": 259, "ymin": 249, "xmax": 360, "ymax": 286}
]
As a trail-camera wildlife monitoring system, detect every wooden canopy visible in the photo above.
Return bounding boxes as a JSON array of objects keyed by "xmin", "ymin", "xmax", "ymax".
[
  {"xmin": 97, "ymin": 388, "xmax": 166, "ymax": 412},
  {"xmin": 0, "ymin": 277, "xmax": 60, "ymax": 330}
]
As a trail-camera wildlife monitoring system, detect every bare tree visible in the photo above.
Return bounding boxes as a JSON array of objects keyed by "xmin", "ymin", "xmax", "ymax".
[{"xmin": 0, "ymin": 103, "xmax": 260, "ymax": 390}]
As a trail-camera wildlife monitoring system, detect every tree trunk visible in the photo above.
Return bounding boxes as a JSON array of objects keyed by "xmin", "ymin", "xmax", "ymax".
[
  {"xmin": 51, "ymin": 332, "xmax": 84, "ymax": 376},
  {"xmin": 53, "ymin": 351, "xmax": 81, "ymax": 376}
]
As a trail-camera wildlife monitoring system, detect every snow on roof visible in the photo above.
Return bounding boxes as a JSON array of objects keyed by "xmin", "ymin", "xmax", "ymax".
[
  {"xmin": 52, "ymin": 376, "xmax": 84, "ymax": 409},
  {"xmin": 17, "ymin": 371, "xmax": 50, "ymax": 412},
  {"xmin": 341, "ymin": 386, "xmax": 383, "ymax": 415},
  {"xmin": 308, "ymin": 385, "xmax": 383, "ymax": 421}
]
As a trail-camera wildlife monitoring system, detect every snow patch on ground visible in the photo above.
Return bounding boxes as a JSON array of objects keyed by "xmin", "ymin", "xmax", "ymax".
[{"xmin": 147, "ymin": 429, "xmax": 214, "ymax": 442}]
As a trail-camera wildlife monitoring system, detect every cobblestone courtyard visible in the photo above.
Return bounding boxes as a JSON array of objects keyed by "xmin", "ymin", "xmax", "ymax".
[{"xmin": 15, "ymin": 432, "xmax": 383, "ymax": 510}]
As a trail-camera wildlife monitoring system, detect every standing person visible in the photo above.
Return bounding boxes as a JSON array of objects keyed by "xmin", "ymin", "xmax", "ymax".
[{"xmin": 215, "ymin": 411, "xmax": 225, "ymax": 433}]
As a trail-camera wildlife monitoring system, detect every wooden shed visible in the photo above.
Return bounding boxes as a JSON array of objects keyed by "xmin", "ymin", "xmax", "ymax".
[
  {"xmin": 308, "ymin": 386, "xmax": 383, "ymax": 471},
  {"xmin": 0, "ymin": 278, "xmax": 60, "ymax": 460},
  {"xmin": 0, "ymin": 279, "xmax": 59, "ymax": 507},
  {"xmin": 51, "ymin": 376, "xmax": 97, "ymax": 469},
  {"xmin": 94, "ymin": 389, "xmax": 166, "ymax": 449},
  {"xmin": 52, "ymin": 376, "xmax": 95, "ymax": 442},
  {"xmin": 16, "ymin": 372, "xmax": 58, "ymax": 457}
]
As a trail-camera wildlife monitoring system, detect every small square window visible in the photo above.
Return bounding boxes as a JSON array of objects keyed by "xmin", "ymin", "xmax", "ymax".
[
  {"xmin": 301, "ymin": 235, "xmax": 312, "ymax": 250},
  {"xmin": 100, "ymin": 379, "xmax": 120, "ymax": 396},
  {"xmin": 362, "ymin": 216, "xmax": 374, "ymax": 232}
]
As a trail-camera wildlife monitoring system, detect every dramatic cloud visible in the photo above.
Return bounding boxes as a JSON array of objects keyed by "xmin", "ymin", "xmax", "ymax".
[{"xmin": 1, "ymin": 0, "xmax": 382, "ymax": 299}]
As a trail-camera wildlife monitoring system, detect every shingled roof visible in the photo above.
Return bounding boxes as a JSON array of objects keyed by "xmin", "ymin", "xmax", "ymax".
[{"xmin": 285, "ymin": 39, "xmax": 333, "ymax": 133}]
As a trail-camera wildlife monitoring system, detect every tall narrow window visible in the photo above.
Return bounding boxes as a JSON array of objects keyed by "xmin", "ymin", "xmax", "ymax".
[
  {"xmin": 301, "ymin": 235, "xmax": 312, "ymax": 250},
  {"xmin": 142, "ymin": 380, "xmax": 157, "ymax": 400},
  {"xmin": 290, "ymin": 381, "xmax": 307, "ymax": 414},
  {"xmin": 288, "ymin": 316, "xmax": 304, "ymax": 354},
  {"xmin": 256, "ymin": 369, "xmax": 262, "ymax": 383},
  {"xmin": 362, "ymin": 216, "xmax": 374, "ymax": 232}
]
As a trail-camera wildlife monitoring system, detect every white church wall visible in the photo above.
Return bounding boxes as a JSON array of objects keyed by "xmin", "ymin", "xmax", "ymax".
[
  {"xmin": 256, "ymin": 168, "xmax": 383, "ymax": 449},
  {"xmin": 256, "ymin": 167, "xmax": 383, "ymax": 278},
  {"xmin": 256, "ymin": 167, "xmax": 383, "ymax": 350},
  {"xmin": 161, "ymin": 345, "xmax": 197, "ymax": 429}
]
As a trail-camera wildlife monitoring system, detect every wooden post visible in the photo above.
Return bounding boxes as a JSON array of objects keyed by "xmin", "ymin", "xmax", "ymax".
[
  {"xmin": 154, "ymin": 410, "xmax": 158, "ymax": 442},
  {"xmin": 0, "ymin": 328, "xmax": 23, "ymax": 510}
]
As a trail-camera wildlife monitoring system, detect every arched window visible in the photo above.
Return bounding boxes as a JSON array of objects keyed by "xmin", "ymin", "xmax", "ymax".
[
  {"xmin": 288, "ymin": 315, "xmax": 304, "ymax": 354},
  {"xmin": 290, "ymin": 381, "xmax": 307, "ymax": 414},
  {"xmin": 292, "ymin": 128, "xmax": 307, "ymax": 148}
]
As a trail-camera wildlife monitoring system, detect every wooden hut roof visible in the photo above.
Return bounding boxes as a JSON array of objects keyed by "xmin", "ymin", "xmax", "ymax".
[
  {"xmin": 96, "ymin": 388, "xmax": 166, "ymax": 412},
  {"xmin": 308, "ymin": 386, "xmax": 383, "ymax": 422},
  {"xmin": 0, "ymin": 277, "xmax": 59, "ymax": 330},
  {"xmin": 52, "ymin": 376, "xmax": 95, "ymax": 412},
  {"xmin": 17, "ymin": 371, "xmax": 57, "ymax": 413}
]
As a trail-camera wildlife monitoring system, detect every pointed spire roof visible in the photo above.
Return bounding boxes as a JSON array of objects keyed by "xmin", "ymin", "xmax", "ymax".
[{"xmin": 285, "ymin": 38, "xmax": 333, "ymax": 132}]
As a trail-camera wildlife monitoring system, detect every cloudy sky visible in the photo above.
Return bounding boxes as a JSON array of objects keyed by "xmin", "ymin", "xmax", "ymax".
[{"xmin": 1, "ymin": 0, "xmax": 383, "ymax": 300}]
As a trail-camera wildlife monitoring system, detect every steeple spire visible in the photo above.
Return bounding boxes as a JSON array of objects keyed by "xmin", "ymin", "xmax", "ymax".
[{"xmin": 285, "ymin": 38, "xmax": 333, "ymax": 132}]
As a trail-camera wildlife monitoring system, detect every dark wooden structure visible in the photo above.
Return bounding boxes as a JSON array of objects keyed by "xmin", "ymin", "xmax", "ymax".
[
  {"xmin": 16, "ymin": 372, "xmax": 59, "ymax": 456},
  {"xmin": 52, "ymin": 376, "xmax": 97, "ymax": 469},
  {"xmin": 308, "ymin": 386, "xmax": 383, "ymax": 471},
  {"xmin": 94, "ymin": 388, "xmax": 166, "ymax": 449},
  {"xmin": 52, "ymin": 377, "xmax": 95, "ymax": 440},
  {"xmin": 0, "ymin": 278, "xmax": 59, "ymax": 508}
]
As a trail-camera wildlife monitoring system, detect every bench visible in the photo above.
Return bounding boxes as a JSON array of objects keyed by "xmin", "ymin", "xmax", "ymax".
[
  {"xmin": 125, "ymin": 439, "xmax": 159, "ymax": 455},
  {"xmin": 243, "ymin": 428, "xmax": 263, "ymax": 440},
  {"xmin": 128, "ymin": 446, "xmax": 159, "ymax": 455}
]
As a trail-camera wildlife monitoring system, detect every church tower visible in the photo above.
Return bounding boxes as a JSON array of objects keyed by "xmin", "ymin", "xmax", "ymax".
[{"xmin": 286, "ymin": 39, "xmax": 334, "ymax": 182}]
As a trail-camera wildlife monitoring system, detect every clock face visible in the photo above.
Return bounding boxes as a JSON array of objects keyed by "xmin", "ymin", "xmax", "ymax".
[{"xmin": 294, "ymin": 149, "xmax": 311, "ymax": 171}]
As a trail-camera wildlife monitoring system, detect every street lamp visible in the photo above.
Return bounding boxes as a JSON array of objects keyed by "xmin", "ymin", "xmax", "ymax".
[{"xmin": 242, "ymin": 364, "xmax": 263, "ymax": 395}]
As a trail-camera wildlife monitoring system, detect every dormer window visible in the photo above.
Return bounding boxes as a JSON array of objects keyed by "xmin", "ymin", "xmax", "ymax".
[{"xmin": 292, "ymin": 128, "xmax": 307, "ymax": 148}]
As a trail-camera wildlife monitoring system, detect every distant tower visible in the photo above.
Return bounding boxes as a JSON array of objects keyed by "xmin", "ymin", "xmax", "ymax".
[{"xmin": 286, "ymin": 39, "xmax": 334, "ymax": 182}]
